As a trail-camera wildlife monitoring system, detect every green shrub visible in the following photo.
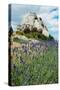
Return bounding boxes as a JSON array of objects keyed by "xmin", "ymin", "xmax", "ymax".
[
  {"xmin": 15, "ymin": 30, "xmax": 54, "ymax": 40},
  {"xmin": 16, "ymin": 31, "xmax": 24, "ymax": 35},
  {"xmin": 13, "ymin": 37, "xmax": 20, "ymax": 43},
  {"xmin": 49, "ymin": 34, "xmax": 54, "ymax": 40}
]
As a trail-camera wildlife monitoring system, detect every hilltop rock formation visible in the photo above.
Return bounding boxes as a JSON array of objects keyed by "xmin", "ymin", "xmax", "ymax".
[{"xmin": 17, "ymin": 12, "xmax": 49, "ymax": 37}]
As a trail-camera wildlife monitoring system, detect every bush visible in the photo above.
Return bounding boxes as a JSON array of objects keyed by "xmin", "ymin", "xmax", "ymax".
[
  {"xmin": 15, "ymin": 29, "xmax": 54, "ymax": 41},
  {"xmin": 16, "ymin": 31, "xmax": 24, "ymax": 35},
  {"xmin": 37, "ymin": 33, "xmax": 48, "ymax": 40},
  {"xmin": 49, "ymin": 34, "xmax": 54, "ymax": 40},
  {"xmin": 24, "ymin": 31, "xmax": 49, "ymax": 40},
  {"xmin": 13, "ymin": 37, "xmax": 20, "ymax": 43}
]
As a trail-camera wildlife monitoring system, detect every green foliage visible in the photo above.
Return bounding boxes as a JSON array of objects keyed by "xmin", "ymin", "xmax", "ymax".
[
  {"xmin": 24, "ymin": 31, "xmax": 49, "ymax": 40},
  {"xmin": 15, "ymin": 30, "xmax": 54, "ymax": 40},
  {"xmin": 49, "ymin": 34, "xmax": 54, "ymax": 40},
  {"xmin": 13, "ymin": 37, "xmax": 20, "ymax": 43},
  {"xmin": 13, "ymin": 37, "xmax": 28, "ymax": 44},
  {"xmin": 16, "ymin": 31, "xmax": 24, "ymax": 35}
]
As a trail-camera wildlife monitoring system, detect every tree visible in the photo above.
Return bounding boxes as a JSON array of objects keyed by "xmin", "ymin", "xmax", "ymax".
[
  {"xmin": 49, "ymin": 34, "xmax": 54, "ymax": 40},
  {"xmin": 9, "ymin": 26, "xmax": 13, "ymax": 36},
  {"xmin": 8, "ymin": 26, "xmax": 13, "ymax": 44}
]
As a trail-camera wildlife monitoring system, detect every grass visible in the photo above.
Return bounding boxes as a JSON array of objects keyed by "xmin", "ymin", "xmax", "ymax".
[{"xmin": 11, "ymin": 45, "xmax": 58, "ymax": 86}]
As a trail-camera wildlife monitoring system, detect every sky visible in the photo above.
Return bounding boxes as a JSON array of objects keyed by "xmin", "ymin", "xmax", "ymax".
[{"xmin": 11, "ymin": 4, "xmax": 59, "ymax": 40}]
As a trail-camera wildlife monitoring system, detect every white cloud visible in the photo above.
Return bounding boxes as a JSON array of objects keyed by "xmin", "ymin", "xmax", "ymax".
[
  {"xmin": 37, "ymin": 7, "xmax": 58, "ymax": 32},
  {"xmin": 38, "ymin": 6, "xmax": 58, "ymax": 14}
]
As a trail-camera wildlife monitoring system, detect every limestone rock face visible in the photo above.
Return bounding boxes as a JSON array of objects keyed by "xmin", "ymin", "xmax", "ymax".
[{"xmin": 17, "ymin": 12, "xmax": 49, "ymax": 37}]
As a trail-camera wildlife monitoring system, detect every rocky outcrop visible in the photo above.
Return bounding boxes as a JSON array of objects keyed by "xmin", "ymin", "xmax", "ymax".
[{"xmin": 17, "ymin": 12, "xmax": 49, "ymax": 37}]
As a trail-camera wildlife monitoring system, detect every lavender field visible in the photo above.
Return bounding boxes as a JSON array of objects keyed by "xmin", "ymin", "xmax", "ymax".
[{"xmin": 10, "ymin": 39, "xmax": 58, "ymax": 86}]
